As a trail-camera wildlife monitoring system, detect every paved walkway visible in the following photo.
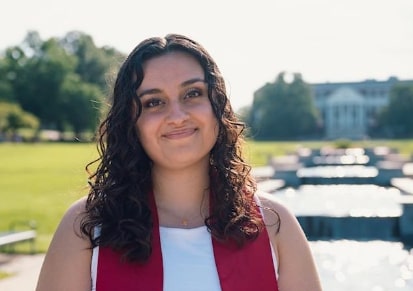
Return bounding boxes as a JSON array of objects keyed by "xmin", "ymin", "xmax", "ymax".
[{"xmin": 0, "ymin": 254, "xmax": 45, "ymax": 291}]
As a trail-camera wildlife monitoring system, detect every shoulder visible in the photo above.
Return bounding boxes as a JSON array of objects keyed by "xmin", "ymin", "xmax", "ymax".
[
  {"xmin": 256, "ymin": 190, "xmax": 296, "ymax": 231},
  {"xmin": 256, "ymin": 189, "xmax": 306, "ymax": 244},
  {"xmin": 256, "ymin": 190, "xmax": 287, "ymax": 214},
  {"xmin": 51, "ymin": 196, "xmax": 89, "ymax": 241},
  {"xmin": 36, "ymin": 196, "xmax": 92, "ymax": 290},
  {"xmin": 47, "ymin": 196, "xmax": 89, "ymax": 245},
  {"xmin": 63, "ymin": 196, "xmax": 88, "ymax": 227},
  {"xmin": 57, "ymin": 196, "xmax": 88, "ymax": 225},
  {"xmin": 256, "ymin": 190, "xmax": 323, "ymax": 290}
]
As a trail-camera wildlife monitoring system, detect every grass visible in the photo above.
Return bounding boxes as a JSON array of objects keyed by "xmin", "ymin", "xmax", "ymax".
[
  {"xmin": 0, "ymin": 143, "xmax": 98, "ymax": 253},
  {"xmin": 0, "ymin": 271, "xmax": 12, "ymax": 280},
  {"xmin": 0, "ymin": 139, "xmax": 412, "ymax": 253},
  {"xmin": 244, "ymin": 140, "xmax": 327, "ymax": 166},
  {"xmin": 244, "ymin": 139, "xmax": 413, "ymax": 166}
]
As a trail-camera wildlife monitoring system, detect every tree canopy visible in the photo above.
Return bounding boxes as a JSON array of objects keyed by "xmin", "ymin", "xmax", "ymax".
[
  {"xmin": 0, "ymin": 30, "xmax": 125, "ymax": 138},
  {"xmin": 378, "ymin": 83, "xmax": 413, "ymax": 138},
  {"xmin": 248, "ymin": 72, "xmax": 319, "ymax": 140},
  {"xmin": 0, "ymin": 102, "xmax": 39, "ymax": 138}
]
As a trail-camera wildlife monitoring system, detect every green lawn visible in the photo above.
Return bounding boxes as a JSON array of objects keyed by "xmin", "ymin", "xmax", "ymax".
[
  {"xmin": 244, "ymin": 139, "xmax": 413, "ymax": 166},
  {"xmin": 0, "ymin": 143, "xmax": 98, "ymax": 253},
  {"xmin": 1, "ymin": 139, "xmax": 412, "ymax": 253}
]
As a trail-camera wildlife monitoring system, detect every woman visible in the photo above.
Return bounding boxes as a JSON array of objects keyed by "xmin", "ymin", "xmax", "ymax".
[{"xmin": 36, "ymin": 34, "xmax": 322, "ymax": 290}]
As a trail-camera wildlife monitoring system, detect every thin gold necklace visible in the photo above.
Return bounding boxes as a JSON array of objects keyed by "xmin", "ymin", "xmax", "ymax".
[{"xmin": 157, "ymin": 190, "xmax": 209, "ymax": 228}]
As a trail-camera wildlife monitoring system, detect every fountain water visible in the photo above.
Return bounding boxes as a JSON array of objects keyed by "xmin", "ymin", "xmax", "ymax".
[{"xmin": 260, "ymin": 146, "xmax": 413, "ymax": 245}]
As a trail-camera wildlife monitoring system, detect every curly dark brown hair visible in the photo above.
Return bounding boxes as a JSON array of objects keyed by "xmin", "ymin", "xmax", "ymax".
[{"xmin": 80, "ymin": 34, "xmax": 265, "ymax": 262}]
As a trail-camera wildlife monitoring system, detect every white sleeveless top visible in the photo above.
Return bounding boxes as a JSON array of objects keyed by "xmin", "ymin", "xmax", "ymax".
[
  {"xmin": 159, "ymin": 226, "xmax": 221, "ymax": 291},
  {"xmin": 91, "ymin": 226, "xmax": 220, "ymax": 291},
  {"xmin": 91, "ymin": 200, "xmax": 279, "ymax": 290}
]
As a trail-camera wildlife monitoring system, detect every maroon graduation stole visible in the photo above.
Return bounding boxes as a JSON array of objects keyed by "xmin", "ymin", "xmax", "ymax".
[{"xmin": 96, "ymin": 193, "xmax": 279, "ymax": 290}]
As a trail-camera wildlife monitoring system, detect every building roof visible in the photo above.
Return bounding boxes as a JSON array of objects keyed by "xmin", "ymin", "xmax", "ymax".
[{"xmin": 326, "ymin": 86, "xmax": 364, "ymax": 105}]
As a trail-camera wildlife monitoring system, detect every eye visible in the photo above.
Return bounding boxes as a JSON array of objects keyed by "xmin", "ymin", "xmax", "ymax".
[
  {"xmin": 184, "ymin": 88, "xmax": 203, "ymax": 99},
  {"xmin": 142, "ymin": 98, "xmax": 164, "ymax": 108}
]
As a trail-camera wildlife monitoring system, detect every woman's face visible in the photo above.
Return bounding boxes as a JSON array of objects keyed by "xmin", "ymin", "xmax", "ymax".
[{"xmin": 136, "ymin": 51, "xmax": 219, "ymax": 171}]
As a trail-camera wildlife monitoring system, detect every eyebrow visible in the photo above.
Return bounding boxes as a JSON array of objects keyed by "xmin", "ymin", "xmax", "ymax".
[{"xmin": 137, "ymin": 78, "xmax": 206, "ymax": 98}]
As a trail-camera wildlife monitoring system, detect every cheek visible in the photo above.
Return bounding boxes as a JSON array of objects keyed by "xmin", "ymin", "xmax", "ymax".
[
  {"xmin": 207, "ymin": 115, "xmax": 220, "ymax": 146},
  {"xmin": 204, "ymin": 104, "xmax": 219, "ymax": 136},
  {"xmin": 135, "ymin": 114, "xmax": 160, "ymax": 156}
]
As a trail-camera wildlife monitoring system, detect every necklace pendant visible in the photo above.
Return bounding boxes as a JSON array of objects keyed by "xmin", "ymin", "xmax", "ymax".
[{"xmin": 181, "ymin": 219, "xmax": 188, "ymax": 226}]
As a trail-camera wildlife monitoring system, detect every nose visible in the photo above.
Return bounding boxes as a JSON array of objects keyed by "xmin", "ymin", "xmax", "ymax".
[{"xmin": 166, "ymin": 101, "xmax": 189, "ymax": 124}]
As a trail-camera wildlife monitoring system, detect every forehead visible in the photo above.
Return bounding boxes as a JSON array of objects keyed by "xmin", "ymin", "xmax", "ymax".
[{"xmin": 140, "ymin": 51, "xmax": 204, "ymax": 87}]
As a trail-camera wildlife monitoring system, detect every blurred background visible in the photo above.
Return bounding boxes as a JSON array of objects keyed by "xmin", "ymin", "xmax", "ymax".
[{"xmin": 1, "ymin": 0, "xmax": 413, "ymax": 290}]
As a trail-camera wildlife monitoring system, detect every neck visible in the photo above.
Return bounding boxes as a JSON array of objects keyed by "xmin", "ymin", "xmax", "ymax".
[{"xmin": 151, "ymin": 163, "xmax": 210, "ymax": 228}]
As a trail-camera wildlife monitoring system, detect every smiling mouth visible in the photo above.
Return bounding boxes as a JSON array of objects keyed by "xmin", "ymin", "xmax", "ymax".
[{"xmin": 163, "ymin": 128, "xmax": 197, "ymax": 139}]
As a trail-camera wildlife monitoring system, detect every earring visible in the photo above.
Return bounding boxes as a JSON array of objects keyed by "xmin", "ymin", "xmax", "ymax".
[{"xmin": 209, "ymin": 156, "xmax": 215, "ymax": 166}]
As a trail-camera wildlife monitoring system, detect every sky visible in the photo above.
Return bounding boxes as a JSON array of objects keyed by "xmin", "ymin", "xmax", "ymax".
[{"xmin": 1, "ymin": 0, "xmax": 413, "ymax": 110}]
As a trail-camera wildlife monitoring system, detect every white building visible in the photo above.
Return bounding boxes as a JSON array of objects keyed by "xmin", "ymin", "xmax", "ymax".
[{"xmin": 311, "ymin": 77, "xmax": 412, "ymax": 139}]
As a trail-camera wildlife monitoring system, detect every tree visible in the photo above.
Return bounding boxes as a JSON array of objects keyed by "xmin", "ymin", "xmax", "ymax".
[
  {"xmin": 249, "ymin": 72, "xmax": 319, "ymax": 140},
  {"xmin": 60, "ymin": 74, "xmax": 103, "ymax": 135},
  {"xmin": 378, "ymin": 83, "xmax": 413, "ymax": 137},
  {"xmin": 9, "ymin": 37, "xmax": 77, "ymax": 130},
  {"xmin": 0, "ymin": 102, "xmax": 39, "ymax": 138},
  {"xmin": 0, "ymin": 79, "xmax": 14, "ymax": 102},
  {"xmin": 0, "ymin": 46, "xmax": 27, "ymax": 103},
  {"xmin": 0, "ymin": 31, "xmax": 125, "ymax": 134},
  {"xmin": 60, "ymin": 31, "xmax": 124, "ymax": 90}
]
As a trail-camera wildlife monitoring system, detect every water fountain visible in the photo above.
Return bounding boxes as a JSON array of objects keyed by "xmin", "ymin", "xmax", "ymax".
[{"xmin": 258, "ymin": 146, "xmax": 413, "ymax": 245}]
